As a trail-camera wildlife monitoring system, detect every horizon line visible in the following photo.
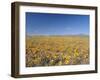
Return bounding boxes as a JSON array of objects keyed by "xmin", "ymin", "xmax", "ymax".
[{"xmin": 26, "ymin": 34, "xmax": 89, "ymax": 36}]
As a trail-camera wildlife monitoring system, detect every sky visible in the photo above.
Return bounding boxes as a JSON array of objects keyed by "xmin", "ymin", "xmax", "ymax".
[{"xmin": 26, "ymin": 12, "xmax": 89, "ymax": 35}]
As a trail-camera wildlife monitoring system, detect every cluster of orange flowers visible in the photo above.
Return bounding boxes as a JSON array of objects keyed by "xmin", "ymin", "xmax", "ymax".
[{"xmin": 26, "ymin": 36, "xmax": 89, "ymax": 67}]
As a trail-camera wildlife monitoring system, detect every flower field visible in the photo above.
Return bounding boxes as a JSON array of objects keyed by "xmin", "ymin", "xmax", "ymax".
[{"xmin": 26, "ymin": 36, "xmax": 89, "ymax": 67}]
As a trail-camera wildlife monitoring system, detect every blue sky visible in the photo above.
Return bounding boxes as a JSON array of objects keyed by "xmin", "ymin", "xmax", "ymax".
[{"xmin": 26, "ymin": 12, "xmax": 89, "ymax": 35}]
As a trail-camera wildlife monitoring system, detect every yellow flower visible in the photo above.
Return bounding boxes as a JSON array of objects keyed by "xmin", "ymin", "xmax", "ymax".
[
  {"xmin": 58, "ymin": 61, "xmax": 62, "ymax": 65},
  {"xmin": 74, "ymin": 52, "xmax": 79, "ymax": 57},
  {"xmin": 65, "ymin": 60, "xmax": 69, "ymax": 64}
]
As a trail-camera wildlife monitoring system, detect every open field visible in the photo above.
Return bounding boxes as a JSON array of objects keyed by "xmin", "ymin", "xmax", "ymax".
[{"xmin": 26, "ymin": 35, "xmax": 89, "ymax": 67}]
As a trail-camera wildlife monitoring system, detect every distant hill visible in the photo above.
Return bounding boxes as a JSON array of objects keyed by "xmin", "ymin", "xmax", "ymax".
[{"xmin": 26, "ymin": 34, "xmax": 89, "ymax": 38}]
